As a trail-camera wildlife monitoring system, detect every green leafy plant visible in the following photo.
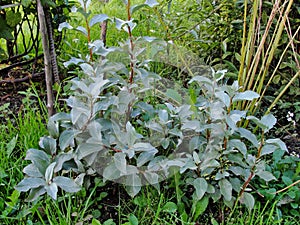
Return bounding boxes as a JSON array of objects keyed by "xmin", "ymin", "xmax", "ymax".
[
  {"xmin": 58, "ymin": 0, "xmax": 111, "ymax": 62},
  {"xmin": 0, "ymin": 3, "xmax": 22, "ymax": 40},
  {"xmin": 255, "ymin": 149, "xmax": 300, "ymax": 220},
  {"xmin": 15, "ymin": 2, "xmax": 288, "ymax": 223},
  {"xmin": 164, "ymin": 71, "xmax": 288, "ymax": 223}
]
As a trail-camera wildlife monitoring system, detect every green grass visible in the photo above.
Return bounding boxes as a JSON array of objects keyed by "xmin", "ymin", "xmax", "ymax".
[
  {"xmin": 0, "ymin": 106, "xmax": 47, "ymax": 223},
  {"xmin": 227, "ymin": 200, "xmax": 300, "ymax": 225}
]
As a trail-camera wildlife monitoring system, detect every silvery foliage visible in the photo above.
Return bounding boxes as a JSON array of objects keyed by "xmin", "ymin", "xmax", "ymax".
[
  {"xmin": 180, "ymin": 74, "xmax": 287, "ymax": 209},
  {"xmin": 15, "ymin": 0, "xmax": 287, "ymax": 210}
]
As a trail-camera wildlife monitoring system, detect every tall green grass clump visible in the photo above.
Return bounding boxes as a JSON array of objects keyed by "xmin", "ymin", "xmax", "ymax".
[{"xmin": 0, "ymin": 100, "xmax": 47, "ymax": 223}]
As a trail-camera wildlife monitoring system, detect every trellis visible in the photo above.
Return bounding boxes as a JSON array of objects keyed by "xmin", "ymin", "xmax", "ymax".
[
  {"xmin": 0, "ymin": 3, "xmax": 41, "ymax": 70},
  {"xmin": 0, "ymin": 1, "xmax": 62, "ymax": 116},
  {"xmin": 0, "ymin": 1, "xmax": 61, "ymax": 81}
]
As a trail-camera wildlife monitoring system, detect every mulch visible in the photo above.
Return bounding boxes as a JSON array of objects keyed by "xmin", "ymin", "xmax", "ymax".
[{"xmin": 0, "ymin": 66, "xmax": 45, "ymax": 115}]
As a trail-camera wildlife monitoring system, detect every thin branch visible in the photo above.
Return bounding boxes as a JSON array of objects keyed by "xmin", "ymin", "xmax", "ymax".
[
  {"xmin": 0, "ymin": 3, "xmax": 21, "ymax": 9},
  {"xmin": 0, "ymin": 54, "xmax": 44, "ymax": 73},
  {"xmin": 127, "ymin": 0, "xmax": 135, "ymax": 85},
  {"xmin": 0, "ymin": 72, "xmax": 44, "ymax": 84},
  {"xmin": 275, "ymin": 179, "xmax": 300, "ymax": 194}
]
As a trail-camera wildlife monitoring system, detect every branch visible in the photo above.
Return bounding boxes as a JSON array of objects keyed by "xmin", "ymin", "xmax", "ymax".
[
  {"xmin": 0, "ymin": 3, "xmax": 21, "ymax": 10},
  {"xmin": 0, "ymin": 72, "xmax": 44, "ymax": 84},
  {"xmin": 275, "ymin": 179, "xmax": 300, "ymax": 194},
  {"xmin": 0, "ymin": 54, "xmax": 43, "ymax": 73}
]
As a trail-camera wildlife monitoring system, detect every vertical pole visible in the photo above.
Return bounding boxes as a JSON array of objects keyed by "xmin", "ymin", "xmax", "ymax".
[
  {"xmin": 101, "ymin": 0, "xmax": 109, "ymax": 47},
  {"xmin": 37, "ymin": 0, "xmax": 55, "ymax": 117}
]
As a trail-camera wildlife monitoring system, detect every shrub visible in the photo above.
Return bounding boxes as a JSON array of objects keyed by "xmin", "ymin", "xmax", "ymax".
[{"xmin": 15, "ymin": 0, "xmax": 288, "ymax": 218}]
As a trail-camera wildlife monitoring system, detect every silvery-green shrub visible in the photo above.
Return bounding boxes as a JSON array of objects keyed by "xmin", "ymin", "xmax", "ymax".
[{"xmin": 15, "ymin": 0, "xmax": 287, "ymax": 212}]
